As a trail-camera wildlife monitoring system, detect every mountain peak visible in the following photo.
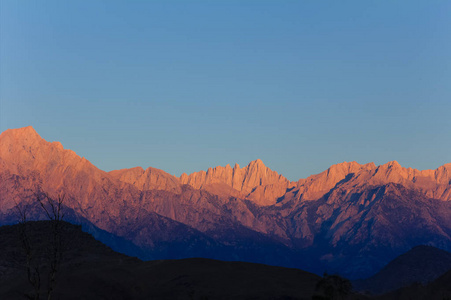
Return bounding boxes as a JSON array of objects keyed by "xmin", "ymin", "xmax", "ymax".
[
  {"xmin": 0, "ymin": 126, "xmax": 44, "ymax": 158},
  {"xmin": 326, "ymin": 161, "xmax": 370, "ymax": 176},
  {"xmin": 331, "ymin": 161, "xmax": 360, "ymax": 169},
  {"xmin": 0, "ymin": 126, "xmax": 41, "ymax": 141},
  {"xmin": 387, "ymin": 160, "xmax": 401, "ymax": 167},
  {"xmin": 248, "ymin": 158, "xmax": 266, "ymax": 168},
  {"xmin": 380, "ymin": 160, "xmax": 401, "ymax": 169},
  {"xmin": 374, "ymin": 161, "xmax": 403, "ymax": 177},
  {"xmin": 14, "ymin": 125, "xmax": 36, "ymax": 133},
  {"xmin": 366, "ymin": 162, "xmax": 377, "ymax": 169}
]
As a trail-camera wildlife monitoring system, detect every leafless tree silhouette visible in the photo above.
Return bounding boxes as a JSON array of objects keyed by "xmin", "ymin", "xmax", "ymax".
[
  {"xmin": 16, "ymin": 204, "xmax": 41, "ymax": 300},
  {"xmin": 16, "ymin": 192, "xmax": 66, "ymax": 300}
]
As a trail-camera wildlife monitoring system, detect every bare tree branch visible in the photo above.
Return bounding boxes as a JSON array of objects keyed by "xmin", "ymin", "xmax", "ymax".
[
  {"xmin": 15, "ymin": 201, "xmax": 41, "ymax": 300},
  {"xmin": 18, "ymin": 192, "xmax": 67, "ymax": 300}
]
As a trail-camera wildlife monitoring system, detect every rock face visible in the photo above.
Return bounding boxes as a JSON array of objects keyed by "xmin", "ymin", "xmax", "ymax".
[
  {"xmin": 2, "ymin": 126, "xmax": 451, "ymax": 279},
  {"xmin": 290, "ymin": 161, "xmax": 377, "ymax": 201},
  {"xmin": 180, "ymin": 159, "xmax": 295, "ymax": 206},
  {"xmin": 279, "ymin": 160, "xmax": 451, "ymax": 205},
  {"xmin": 109, "ymin": 167, "xmax": 182, "ymax": 194}
]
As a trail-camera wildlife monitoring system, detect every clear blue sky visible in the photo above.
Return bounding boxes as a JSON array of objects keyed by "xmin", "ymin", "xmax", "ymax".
[{"xmin": 1, "ymin": 1, "xmax": 450, "ymax": 180}]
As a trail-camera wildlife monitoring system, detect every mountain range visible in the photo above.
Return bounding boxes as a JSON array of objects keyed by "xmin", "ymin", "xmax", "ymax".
[{"xmin": 1, "ymin": 126, "xmax": 451, "ymax": 279}]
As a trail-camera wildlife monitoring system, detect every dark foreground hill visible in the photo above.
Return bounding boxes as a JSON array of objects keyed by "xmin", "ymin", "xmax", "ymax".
[
  {"xmin": 0, "ymin": 221, "xmax": 327, "ymax": 299},
  {"xmin": 377, "ymin": 269, "xmax": 451, "ymax": 300},
  {"xmin": 11, "ymin": 221, "xmax": 451, "ymax": 299},
  {"xmin": 354, "ymin": 245, "xmax": 451, "ymax": 295}
]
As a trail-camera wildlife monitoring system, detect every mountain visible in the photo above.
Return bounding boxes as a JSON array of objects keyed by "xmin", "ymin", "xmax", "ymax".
[
  {"xmin": 424, "ymin": 269, "xmax": 451, "ymax": 299},
  {"xmin": 0, "ymin": 221, "xmax": 322, "ymax": 300},
  {"xmin": 109, "ymin": 166, "xmax": 182, "ymax": 194},
  {"xmin": 354, "ymin": 245, "xmax": 451, "ymax": 294},
  {"xmin": 1, "ymin": 126, "xmax": 451, "ymax": 279},
  {"xmin": 180, "ymin": 159, "xmax": 295, "ymax": 206}
]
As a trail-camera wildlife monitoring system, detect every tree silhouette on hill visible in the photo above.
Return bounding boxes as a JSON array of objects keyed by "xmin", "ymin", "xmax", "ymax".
[{"xmin": 16, "ymin": 193, "xmax": 66, "ymax": 300}]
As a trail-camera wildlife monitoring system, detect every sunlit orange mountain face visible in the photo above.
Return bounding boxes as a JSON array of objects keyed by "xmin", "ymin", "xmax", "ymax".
[{"xmin": 1, "ymin": 126, "xmax": 451, "ymax": 279}]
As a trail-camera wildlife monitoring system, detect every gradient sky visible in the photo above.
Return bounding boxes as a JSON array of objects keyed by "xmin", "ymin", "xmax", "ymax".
[{"xmin": 1, "ymin": 1, "xmax": 450, "ymax": 180}]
